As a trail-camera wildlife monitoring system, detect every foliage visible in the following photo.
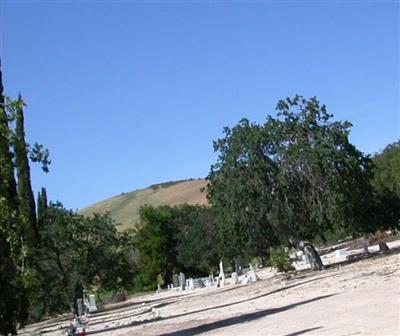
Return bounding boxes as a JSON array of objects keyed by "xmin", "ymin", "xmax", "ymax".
[
  {"xmin": 372, "ymin": 141, "xmax": 400, "ymax": 197},
  {"xmin": 0, "ymin": 64, "xmax": 45, "ymax": 333},
  {"xmin": 135, "ymin": 204, "xmax": 219, "ymax": 289},
  {"xmin": 135, "ymin": 205, "xmax": 180, "ymax": 289},
  {"xmin": 32, "ymin": 203, "xmax": 136, "ymax": 317},
  {"xmin": 176, "ymin": 205, "xmax": 219, "ymax": 275},
  {"xmin": 0, "ymin": 62, "xmax": 140, "ymax": 327},
  {"xmin": 14, "ymin": 95, "xmax": 38, "ymax": 244},
  {"xmin": 207, "ymin": 96, "xmax": 375, "ymax": 270},
  {"xmin": 268, "ymin": 248, "xmax": 295, "ymax": 273},
  {"xmin": 37, "ymin": 187, "xmax": 48, "ymax": 228},
  {"xmin": 370, "ymin": 141, "xmax": 400, "ymax": 230},
  {"xmin": 149, "ymin": 178, "xmax": 195, "ymax": 190}
]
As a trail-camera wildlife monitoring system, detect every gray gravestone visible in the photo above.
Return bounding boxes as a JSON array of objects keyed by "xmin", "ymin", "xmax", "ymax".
[
  {"xmin": 209, "ymin": 274, "xmax": 214, "ymax": 286},
  {"xmin": 231, "ymin": 272, "xmax": 239, "ymax": 284},
  {"xmin": 77, "ymin": 298, "xmax": 83, "ymax": 316},
  {"xmin": 172, "ymin": 274, "xmax": 179, "ymax": 287},
  {"xmin": 179, "ymin": 272, "xmax": 186, "ymax": 290}
]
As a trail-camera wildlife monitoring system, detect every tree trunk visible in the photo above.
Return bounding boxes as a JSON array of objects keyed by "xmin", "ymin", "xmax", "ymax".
[
  {"xmin": 297, "ymin": 240, "xmax": 324, "ymax": 271},
  {"xmin": 270, "ymin": 218, "xmax": 324, "ymax": 271}
]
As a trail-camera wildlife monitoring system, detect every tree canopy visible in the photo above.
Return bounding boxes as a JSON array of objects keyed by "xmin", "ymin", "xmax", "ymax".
[
  {"xmin": 207, "ymin": 96, "xmax": 377, "ymax": 269},
  {"xmin": 135, "ymin": 204, "xmax": 219, "ymax": 289}
]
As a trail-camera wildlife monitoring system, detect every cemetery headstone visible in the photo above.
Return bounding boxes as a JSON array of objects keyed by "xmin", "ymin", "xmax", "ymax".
[
  {"xmin": 249, "ymin": 271, "xmax": 259, "ymax": 283},
  {"xmin": 219, "ymin": 260, "xmax": 225, "ymax": 287},
  {"xmin": 172, "ymin": 274, "xmax": 179, "ymax": 288},
  {"xmin": 231, "ymin": 272, "xmax": 239, "ymax": 284},
  {"xmin": 179, "ymin": 272, "xmax": 186, "ymax": 290},
  {"xmin": 88, "ymin": 294, "xmax": 98, "ymax": 313},
  {"xmin": 209, "ymin": 274, "xmax": 214, "ymax": 287},
  {"xmin": 77, "ymin": 298, "xmax": 83, "ymax": 316},
  {"xmin": 335, "ymin": 249, "xmax": 347, "ymax": 259}
]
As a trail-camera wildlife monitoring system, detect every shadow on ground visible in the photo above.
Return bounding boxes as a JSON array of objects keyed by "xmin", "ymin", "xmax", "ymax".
[
  {"xmin": 284, "ymin": 326, "xmax": 323, "ymax": 336},
  {"xmin": 159, "ymin": 295, "xmax": 336, "ymax": 336}
]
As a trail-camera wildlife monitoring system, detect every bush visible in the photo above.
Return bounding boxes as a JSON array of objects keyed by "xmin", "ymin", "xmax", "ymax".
[{"xmin": 268, "ymin": 248, "xmax": 295, "ymax": 273}]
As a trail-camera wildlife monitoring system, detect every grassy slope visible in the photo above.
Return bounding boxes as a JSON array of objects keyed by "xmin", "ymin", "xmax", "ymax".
[{"xmin": 79, "ymin": 179, "xmax": 208, "ymax": 230}]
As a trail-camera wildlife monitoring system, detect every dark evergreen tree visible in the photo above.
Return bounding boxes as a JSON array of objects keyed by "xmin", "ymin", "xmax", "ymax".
[
  {"xmin": 0, "ymin": 58, "xmax": 22, "ymax": 335},
  {"xmin": 0, "ymin": 60, "xmax": 50, "ymax": 332},
  {"xmin": 15, "ymin": 94, "xmax": 38, "ymax": 242},
  {"xmin": 37, "ymin": 187, "xmax": 48, "ymax": 228}
]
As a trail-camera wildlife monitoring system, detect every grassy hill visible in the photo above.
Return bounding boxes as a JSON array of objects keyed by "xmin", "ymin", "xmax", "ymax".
[{"xmin": 79, "ymin": 179, "xmax": 208, "ymax": 230}]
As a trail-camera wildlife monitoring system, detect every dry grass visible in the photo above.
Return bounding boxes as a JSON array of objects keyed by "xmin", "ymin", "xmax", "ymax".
[{"xmin": 79, "ymin": 179, "xmax": 208, "ymax": 230}]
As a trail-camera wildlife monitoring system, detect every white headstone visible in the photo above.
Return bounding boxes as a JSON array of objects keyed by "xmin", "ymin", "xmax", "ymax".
[
  {"xmin": 209, "ymin": 274, "xmax": 214, "ymax": 286},
  {"xmin": 88, "ymin": 294, "xmax": 97, "ymax": 313},
  {"xmin": 219, "ymin": 261, "xmax": 225, "ymax": 287},
  {"xmin": 335, "ymin": 249, "xmax": 347, "ymax": 259},
  {"xmin": 241, "ymin": 275, "xmax": 251, "ymax": 284},
  {"xmin": 249, "ymin": 271, "xmax": 259, "ymax": 283},
  {"xmin": 231, "ymin": 272, "xmax": 239, "ymax": 284},
  {"xmin": 219, "ymin": 260, "xmax": 224, "ymax": 277}
]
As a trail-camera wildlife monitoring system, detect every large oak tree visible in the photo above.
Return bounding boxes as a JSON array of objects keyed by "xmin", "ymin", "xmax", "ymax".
[{"xmin": 207, "ymin": 96, "xmax": 374, "ymax": 270}]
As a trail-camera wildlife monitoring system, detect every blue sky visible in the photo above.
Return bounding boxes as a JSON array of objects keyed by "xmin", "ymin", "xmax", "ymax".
[{"xmin": 1, "ymin": 1, "xmax": 399, "ymax": 210}]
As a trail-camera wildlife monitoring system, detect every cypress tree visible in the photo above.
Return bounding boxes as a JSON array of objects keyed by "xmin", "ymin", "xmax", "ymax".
[
  {"xmin": 37, "ymin": 187, "xmax": 48, "ymax": 227},
  {"xmin": 0, "ymin": 65, "xmax": 19, "ymax": 219},
  {"xmin": 0, "ymin": 58, "xmax": 20, "ymax": 336},
  {"xmin": 15, "ymin": 94, "xmax": 38, "ymax": 242}
]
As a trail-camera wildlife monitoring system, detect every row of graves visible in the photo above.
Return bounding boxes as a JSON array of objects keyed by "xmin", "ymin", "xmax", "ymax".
[
  {"xmin": 162, "ymin": 260, "xmax": 260, "ymax": 293},
  {"xmin": 162, "ymin": 238, "xmax": 394, "ymax": 293}
]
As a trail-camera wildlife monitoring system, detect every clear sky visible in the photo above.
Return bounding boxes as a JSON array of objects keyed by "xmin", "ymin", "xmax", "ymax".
[{"xmin": 1, "ymin": 0, "xmax": 399, "ymax": 210}]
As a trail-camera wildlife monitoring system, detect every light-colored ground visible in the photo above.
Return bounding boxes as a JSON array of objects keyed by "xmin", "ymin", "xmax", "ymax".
[{"xmin": 21, "ymin": 243, "xmax": 400, "ymax": 336}]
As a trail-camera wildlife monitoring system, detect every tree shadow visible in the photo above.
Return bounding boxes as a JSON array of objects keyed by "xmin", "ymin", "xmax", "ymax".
[
  {"xmin": 87, "ymin": 285, "xmax": 338, "ymax": 336},
  {"xmin": 88, "ymin": 307, "xmax": 152, "ymax": 327},
  {"xmin": 284, "ymin": 326, "xmax": 323, "ymax": 336},
  {"xmin": 159, "ymin": 295, "xmax": 337, "ymax": 336},
  {"xmin": 88, "ymin": 300, "xmax": 177, "ymax": 327},
  {"xmin": 91, "ymin": 293, "xmax": 182, "ymax": 319},
  {"xmin": 28, "ymin": 273, "xmax": 335, "ymax": 336},
  {"xmin": 163, "ymin": 274, "xmax": 333, "ymax": 321}
]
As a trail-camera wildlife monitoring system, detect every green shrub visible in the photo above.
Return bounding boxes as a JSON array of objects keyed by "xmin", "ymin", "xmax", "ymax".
[{"xmin": 268, "ymin": 248, "xmax": 295, "ymax": 273}]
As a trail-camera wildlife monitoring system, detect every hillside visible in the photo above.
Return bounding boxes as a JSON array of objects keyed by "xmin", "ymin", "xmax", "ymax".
[{"xmin": 79, "ymin": 179, "xmax": 208, "ymax": 230}]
